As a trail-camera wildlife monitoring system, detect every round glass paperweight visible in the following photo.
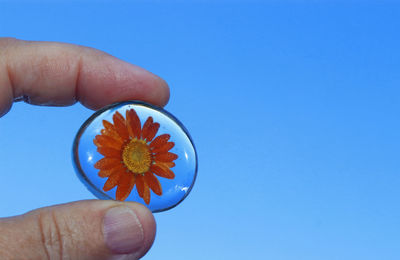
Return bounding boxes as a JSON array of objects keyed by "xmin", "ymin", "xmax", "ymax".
[{"xmin": 72, "ymin": 101, "xmax": 197, "ymax": 212}]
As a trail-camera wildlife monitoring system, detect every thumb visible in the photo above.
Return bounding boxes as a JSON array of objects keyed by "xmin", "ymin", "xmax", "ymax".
[{"xmin": 0, "ymin": 200, "xmax": 156, "ymax": 260}]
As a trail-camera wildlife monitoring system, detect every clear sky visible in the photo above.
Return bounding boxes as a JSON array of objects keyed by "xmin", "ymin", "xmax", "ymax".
[{"xmin": 0, "ymin": 1, "xmax": 399, "ymax": 259}]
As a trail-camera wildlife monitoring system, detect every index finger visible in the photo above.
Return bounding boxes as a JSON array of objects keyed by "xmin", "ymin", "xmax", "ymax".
[{"xmin": 0, "ymin": 38, "xmax": 170, "ymax": 117}]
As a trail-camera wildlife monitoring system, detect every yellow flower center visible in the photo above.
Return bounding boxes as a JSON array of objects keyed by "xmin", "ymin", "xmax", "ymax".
[{"xmin": 122, "ymin": 139, "xmax": 151, "ymax": 174}]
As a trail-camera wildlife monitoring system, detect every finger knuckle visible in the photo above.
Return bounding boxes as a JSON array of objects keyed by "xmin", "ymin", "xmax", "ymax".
[{"xmin": 37, "ymin": 210, "xmax": 71, "ymax": 260}]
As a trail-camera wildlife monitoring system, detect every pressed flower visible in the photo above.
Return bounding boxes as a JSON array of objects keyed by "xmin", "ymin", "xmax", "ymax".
[{"xmin": 93, "ymin": 109, "xmax": 177, "ymax": 203}]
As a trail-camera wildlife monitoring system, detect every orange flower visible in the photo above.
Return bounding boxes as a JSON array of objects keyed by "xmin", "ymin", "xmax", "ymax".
[{"xmin": 93, "ymin": 108, "xmax": 177, "ymax": 204}]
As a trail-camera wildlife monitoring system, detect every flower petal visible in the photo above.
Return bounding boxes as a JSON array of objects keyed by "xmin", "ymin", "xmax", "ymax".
[
  {"xmin": 143, "ymin": 183, "xmax": 151, "ymax": 205},
  {"xmin": 126, "ymin": 109, "xmax": 141, "ymax": 139},
  {"xmin": 147, "ymin": 123, "xmax": 160, "ymax": 142},
  {"xmin": 142, "ymin": 120, "xmax": 160, "ymax": 142},
  {"xmin": 150, "ymin": 164, "xmax": 175, "ymax": 179},
  {"xmin": 97, "ymin": 147, "xmax": 121, "ymax": 158},
  {"xmin": 152, "ymin": 142, "xmax": 175, "ymax": 154},
  {"xmin": 136, "ymin": 175, "xmax": 145, "ymax": 198},
  {"xmin": 103, "ymin": 170, "xmax": 123, "ymax": 191},
  {"xmin": 136, "ymin": 175, "xmax": 151, "ymax": 204},
  {"xmin": 98, "ymin": 170, "xmax": 112, "ymax": 178},
  {"xmin": 141, "ymin": 117, "xmax": 153, "ymax": 140},
  {"xmin": 162, "ymin": 161, "xmax": 176, "ymax": 168},
  {"xmin": 144, "ymin": 172, "xmax": 162, "ymax": 195},
  {"xmin": 98, "ymin": 164, "xmax": 126, "ymax": 178},
  {"xmin": 94, "ymin": 158, "xmax": 121, "ymax": 170},
  {"xmin": 102, "ymin": 120, "xmax": 123, "ymax": 141},
  {"xmin": 116, "ymin": 173, "xmax": 136, "ymax": 201},
  {"xmin": 103, "ymin": 120, "xmax": 115, "ymax": 131},
  {"xmin": 150, "ymin": 134, "xmax": 170, "ymax": 149},
  {"xmin": 155, "ymin": 152, "xmax": 178, "ymax": 162},
  {"xmin": 94, "ymin": 135, "xmax": 123, "ymax": 150},
  {"xmin": 113, "ymin": 111, "xmax": 129, "ymax": 141}
]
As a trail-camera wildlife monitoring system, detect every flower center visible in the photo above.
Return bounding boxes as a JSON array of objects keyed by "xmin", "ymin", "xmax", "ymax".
[{"xmin": 122, "ymin": 139, "xmax": 151, "ymax": 174}]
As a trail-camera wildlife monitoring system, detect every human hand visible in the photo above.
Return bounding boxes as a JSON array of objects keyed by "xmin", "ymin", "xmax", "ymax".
[{"xmin": 0, "ymin": 38, "xmax": 170, "ymax": 259}]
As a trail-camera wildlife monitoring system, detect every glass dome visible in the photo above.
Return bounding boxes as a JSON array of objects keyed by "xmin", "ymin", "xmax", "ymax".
[{"xmin": 72, "ymin": 101, "xmax": 197, "ymax": 212}]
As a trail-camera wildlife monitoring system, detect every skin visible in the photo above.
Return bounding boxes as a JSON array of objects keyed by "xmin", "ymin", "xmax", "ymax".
[{"xmin": 0, "ymin": 38, "xmax": 170, "ymax": 259}]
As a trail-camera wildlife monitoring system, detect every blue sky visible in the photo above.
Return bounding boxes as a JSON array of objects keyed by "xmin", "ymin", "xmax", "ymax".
[{"xmin": 0, "ymin": 1, "xmax": 399, "ymax": 259}]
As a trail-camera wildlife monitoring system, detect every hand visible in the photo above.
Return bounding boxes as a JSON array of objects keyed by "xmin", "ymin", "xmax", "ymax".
[{"xmin": 0, "ymin": 38, "xmax": 170, "ymax": 259}]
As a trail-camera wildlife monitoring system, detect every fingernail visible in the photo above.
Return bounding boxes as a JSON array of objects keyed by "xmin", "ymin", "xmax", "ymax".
[{"xmin": 103, "ymin": 206, "xmax": 144, "ymax": 255}]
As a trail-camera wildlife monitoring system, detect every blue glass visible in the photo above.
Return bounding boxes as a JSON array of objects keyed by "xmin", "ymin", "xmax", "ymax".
[{"xmin": 73, "ymin": 101, "xmax": 197, "ymax": 212}]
